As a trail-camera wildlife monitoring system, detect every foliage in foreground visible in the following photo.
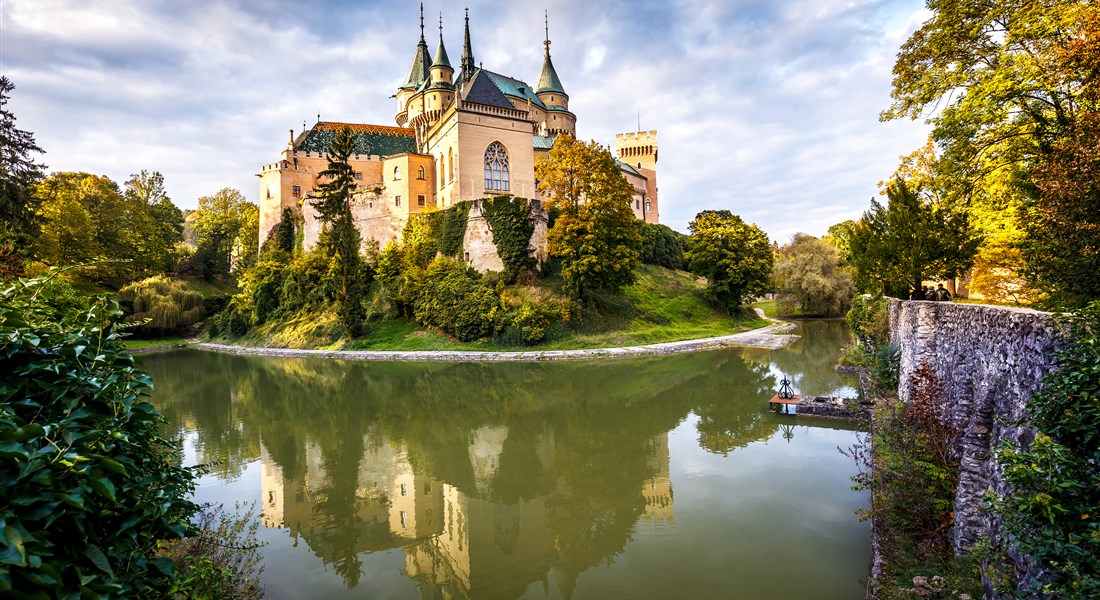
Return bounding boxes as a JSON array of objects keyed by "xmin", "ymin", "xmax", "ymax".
[
  {"xmin": 0, "ymin": 273, "xmax": 200, "ymax": 596},
  {"xmin": 988, "ymin": 301, "xmax": 1100, "ymax": 597}
]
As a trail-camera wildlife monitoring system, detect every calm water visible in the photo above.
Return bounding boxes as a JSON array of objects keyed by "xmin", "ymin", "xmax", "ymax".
[{"xmin": 143, "ymin": 320, "xmax": 868, "ymax": 599}]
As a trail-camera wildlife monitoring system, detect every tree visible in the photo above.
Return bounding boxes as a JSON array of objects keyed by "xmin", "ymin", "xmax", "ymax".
[
  {"xmin": 124, "ymin": 170, "xmax": 184, "ymax": 273},
  {"xmin": 849, "ymin": 180, "xmax": 977, "ymax": 297},
  {"xmin": 639, "ymin": 222, "xmax": 687, "ymax": 270},
  {"xmin": 775, "ymin": 233, "xmax": 856, "ymax": 317},
  {"xmin": 0, "ymin": 76, "xmax": 47, "ymax": 256},
  {"xmin": 189, "ymin": 188, "xmax": 256, "ymax": 280},
  {"xmin": 33, "ymin": 172, "xmax": 140, "ymax": 284},
  {"xmin": 119, "ymin": 275, "xmax": 204, "ymax": 335},
  {"xmin": 310, "ymin": 127, "xmax": 365, "ymax": 335},
  {"xmin": 535, "ymin": 134, "xmax": 642, "ymax": 300},
  {"xmin": 823, "ymin": 220, "xmax": 857, "ymax": 266},
  {"xmin": 884, "ymin": 0, "xmax": 1100, "ymax": 306},
  {"xmin": 684, "ymin": 210, "xmax": 773, "ymax": 313}
]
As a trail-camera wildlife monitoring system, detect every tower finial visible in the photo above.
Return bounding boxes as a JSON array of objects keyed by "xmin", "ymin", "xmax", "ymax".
[
  {"xmin": 545, "ymin": 10, "xmax": 550, "ymax": 52},
  {"xmin": 461, "ymin": 7, "xmax": 475, "ymax": 83},
  {"xmin": 419, "ymin": 3, "xmax": 425, "ymax": 40}
]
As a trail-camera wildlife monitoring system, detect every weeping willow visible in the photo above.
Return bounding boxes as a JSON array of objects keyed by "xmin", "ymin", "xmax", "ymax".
[{"xmin": 119, "ymin": 275, "xmax": 204, "ymax": 334}]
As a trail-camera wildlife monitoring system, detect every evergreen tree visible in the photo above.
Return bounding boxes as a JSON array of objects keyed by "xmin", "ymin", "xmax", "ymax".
[
  {"xmin": 0, "ymin": 76, "xmax": 47, "ymax": 260},
  {"xmin": 848, "ymin": 180, "xmax": 975, "ymax": 297},
  {"xmin": 311, "ymin": 127, "xmax": 366, "ymax": 335}
]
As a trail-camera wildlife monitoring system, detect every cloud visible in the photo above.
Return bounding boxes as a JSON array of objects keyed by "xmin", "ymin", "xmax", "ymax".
[{"xmin": 4, "ymin": 0, "xmax": 931, "ymax": 242}]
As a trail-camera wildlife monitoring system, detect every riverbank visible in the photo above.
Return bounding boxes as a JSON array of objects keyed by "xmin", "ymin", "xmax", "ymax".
[{"xmin": 170, "ymin": 321, "xmax": 799, "ymax": 362}]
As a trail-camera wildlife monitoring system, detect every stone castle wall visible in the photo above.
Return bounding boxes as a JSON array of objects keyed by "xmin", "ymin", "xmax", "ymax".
[{"xmin": 888, "ymin": 299, "xmax": 1056, "ymax": 555}]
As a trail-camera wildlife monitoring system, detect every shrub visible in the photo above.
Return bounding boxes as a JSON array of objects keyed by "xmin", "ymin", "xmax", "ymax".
[
  {"xmin": 160, "ymin": 503, "xmax": 264, "ymax": 600},
  {"xmin": 846, "ymin": 361, "xmax": 972, "ymax": 597},
  {"xmin": 0, "ymin": 273, "xmax": 200, "ymax": 596},
  {"xmin": 119, "ymin": 275, "xmax": 205, "ymax": 336},
  {"xmin": 413, "ymin": 257, "xmax": 498, "ymax": 341}
]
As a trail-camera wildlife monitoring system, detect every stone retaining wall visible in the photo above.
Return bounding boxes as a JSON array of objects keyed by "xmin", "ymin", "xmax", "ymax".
[{"xmin": 888, "ymin": 299, "xmax": 1056, "ymax": 555}]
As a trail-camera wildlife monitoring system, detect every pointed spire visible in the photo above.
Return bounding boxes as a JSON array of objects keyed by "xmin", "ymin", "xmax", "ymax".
[
  {"xmin": 401, "ymin": 3, "xmax": 432, "ymax": 89},
  {"xmin": 433, "ymin": 12, "xmax": 451, "ymax": 69},
  {"xmin": 461, "ymin": 8, "xmax": 475, "ymax": 83},
  {"xmin": 537, "ymin": 11, "xmax": 566, "ymax": 95}
]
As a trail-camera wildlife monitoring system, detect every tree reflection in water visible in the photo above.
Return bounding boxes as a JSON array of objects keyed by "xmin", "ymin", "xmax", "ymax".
[{"xmin": 143, "ymin": 320, "xmax": 856, "ymax": 596}]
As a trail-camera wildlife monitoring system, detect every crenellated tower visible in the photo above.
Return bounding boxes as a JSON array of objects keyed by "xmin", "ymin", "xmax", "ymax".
[{"xmin": 615, "ymin": 130, "xmax": 660, "ymax": 222}]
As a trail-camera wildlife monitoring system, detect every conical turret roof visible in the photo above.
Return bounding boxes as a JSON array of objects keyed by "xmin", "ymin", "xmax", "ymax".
[
  {"xmin": 401, "ymin": 5, "xmax": 431, "ymax": 89},
  {"xmin": 433, "ymin": 13, "xmax": 451, "ymax": 69},
  {"xmin": 536, "ymin": 15, "xmax": 566, "ymax": 95}
]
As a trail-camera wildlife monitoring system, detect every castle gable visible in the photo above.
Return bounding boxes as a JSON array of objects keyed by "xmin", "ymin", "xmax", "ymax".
[{"xmin": 296, "ymin": 121, "xmax": 417, "ymax": 157}]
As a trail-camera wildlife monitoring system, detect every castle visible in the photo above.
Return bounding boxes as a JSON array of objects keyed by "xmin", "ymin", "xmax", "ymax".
[{"xmin": 258, "ymin": 6, "xmax": 659, "ymax": 270}]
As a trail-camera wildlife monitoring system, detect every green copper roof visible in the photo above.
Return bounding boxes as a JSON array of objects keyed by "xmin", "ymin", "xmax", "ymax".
[
  {"xmin": 484, "ymin": 71, "xmax": 548, "ymax": 110},
  {"xmin": 616, "ymin": 159, "xmax": 643, "ymax": 177},
  {"xmin": 433, "ymin": 18, "xmax": 451, "ymax": 69},
  {"xmin": 536, "ymin": 52, "xmax": 566, "ymax": 95},
  {"xmin": 295, "ymin": 122, "xmax": 417, "ymax": 157},
  {"xmin": 533, "ymin": 135, "xmax": 556, "ymax": 150},
  {"xmin": 402, "ymin": 40, "xmax": 431, "ymax": 90}
]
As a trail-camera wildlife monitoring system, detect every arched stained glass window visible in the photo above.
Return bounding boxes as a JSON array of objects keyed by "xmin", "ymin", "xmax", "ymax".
[{"xmin": 484, "ymin": 142, "xmax": 510, "ymax": 192}]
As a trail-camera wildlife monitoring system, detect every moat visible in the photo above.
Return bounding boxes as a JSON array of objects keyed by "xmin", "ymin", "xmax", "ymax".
[{"xmin": 144, "ymin": 320, "xmax": 868, "ymax": 599}]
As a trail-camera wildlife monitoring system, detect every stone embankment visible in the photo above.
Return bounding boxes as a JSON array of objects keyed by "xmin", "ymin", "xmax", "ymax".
[
  {"xmin": 795, "ymin": 396, "xmax": 871, "ymax": 420},
  {"xmin": 183, "ymin": 321, "xmax": 799, "ymax": 362},
  {"xmin": 888, "ymin": 300, "xmax": 1056, "ymax": 565}
]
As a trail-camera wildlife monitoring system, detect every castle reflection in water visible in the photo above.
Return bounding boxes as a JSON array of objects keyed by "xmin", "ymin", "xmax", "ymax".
[{"xmin": 259, "ymin": 428, "xmax": 673, "ymax": 598}]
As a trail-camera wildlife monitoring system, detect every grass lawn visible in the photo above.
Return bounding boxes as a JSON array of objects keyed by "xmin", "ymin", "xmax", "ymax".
[{"xmin": 122, "ymin": 337, "xmax": 189, "ymax": 350}]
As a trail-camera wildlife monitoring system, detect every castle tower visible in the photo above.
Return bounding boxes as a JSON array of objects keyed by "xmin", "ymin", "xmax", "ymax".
[
  {"xmin": 615, "ymin": 130, "xmax": 660, "ymax": 223},
  {"xmin": 396, "ymin": 4, "xmax": 432, "ymax": 127},
  {"xmin": 535, "ymin": 14, "xmax": 575, "ymax": 137},
  {"xmin": 429, "ymin": 13, "xmax": 454, "ymax": 89}
]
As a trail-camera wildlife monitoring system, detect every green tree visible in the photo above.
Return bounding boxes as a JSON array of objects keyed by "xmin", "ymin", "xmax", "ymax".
[
  {"xmin": 684, "ymin": 210, "xmax": 773, "ymax": 313},
  {"xmin": 33, "ymin": 172, "xmax": 138, "ymax": 284},
  {"xmin": 0, "ymin": 273, "xmax": 200, "ymax": 596},
  {"xmin": 639, "ymin": 222, "xmax": 687, "ymax": 270},
  {"xmin": 311, "ymin": 127, "xmax": 365, "ymax": 335},
  {"xmin": 124, "ymin": 170, "xmax": 184, "ymax": 274},
  {"xmin": 536, "ymin": 134, "xmax": 642, "ymax": 300},
  {"xmin": 884, "ymin": 0, "xmax": 1099, "ymax": 306},
  {"xmin": 190, "ymin": 188, "xmax": 257, "ymax": 280},
  {"xmin": 775, "ymin": 233, "xmax": 856, "ymax": 316},
  {"xmin": 119, "ymin": 275, "xmax": 204, "ymax": 335},
  {"xmin": 0, "ymin": 76, "xmax": 47, "ymax": 259},
  {"xmin": 849, "ymin": 180, "xmax": 975, "ymax": 297}
]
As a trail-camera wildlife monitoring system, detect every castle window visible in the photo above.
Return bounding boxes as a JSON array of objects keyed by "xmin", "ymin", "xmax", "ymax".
[
  {"xmin": 354, "ymin": 172, "xmax": 362, "ymax": 180},
  {"xmin": 417, "ymin": 194, "xmax": 426, "ymax": 207},
  {"xmin": 636, "ymin": 200, "xmax": 640, "ymax": 209},
  {"xmin": 395, "ymin": 195, "xmax": 402, "ymax": 206},
  {"xmin": 292, "ymin": 185, "xmax": 301, "ymax": 199},
  {"xmin": 646, "ymin": 200, "xmax": 652, "ymax": 212},
  {"xmin": 484, "ymin": 142, "xmax": 510, "ymax": 192},
  {"xmin": 394, "ymin": 166, "xmax": 402, "ymax": 180},
  {"xmin": 417, "ymin": 165, "xmax": 425, "ymax": 180},
  {"xmin": 448, "ymin": 148, "xmax": 454, "ymax": 182}
]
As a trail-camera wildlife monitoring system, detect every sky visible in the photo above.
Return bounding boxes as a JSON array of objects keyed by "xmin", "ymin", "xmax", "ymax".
[{"xmin": 2, "ymin": 0, "xmax": 934, "ymax": 242}]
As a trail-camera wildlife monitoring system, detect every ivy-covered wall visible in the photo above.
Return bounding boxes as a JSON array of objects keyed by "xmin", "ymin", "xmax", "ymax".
[{"xmin": 464, "ymin": 196, "xmax": 548, "ymax": 275}]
